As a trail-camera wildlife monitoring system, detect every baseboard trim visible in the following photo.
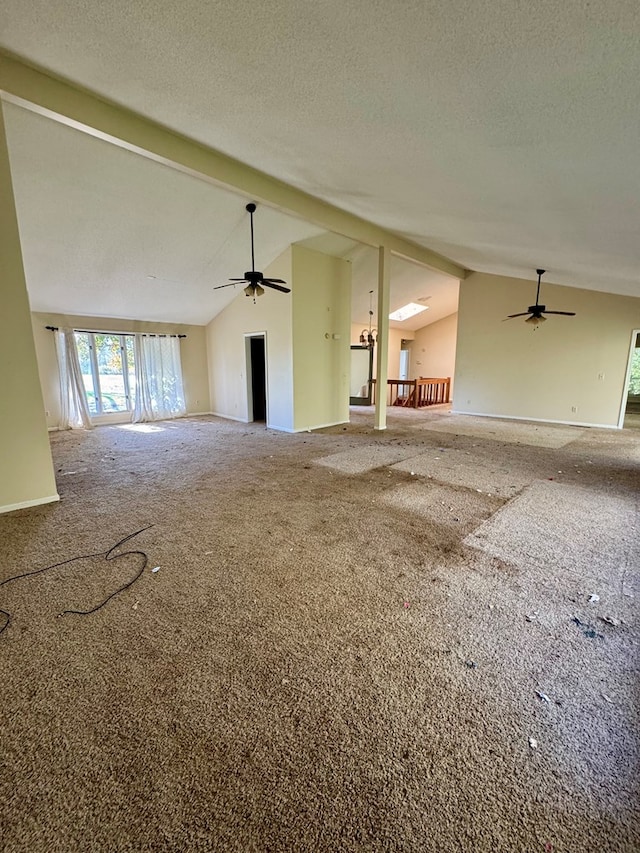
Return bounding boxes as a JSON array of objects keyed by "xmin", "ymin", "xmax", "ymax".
[
  {"xmin": 451, "ymin": 410, "xmax": 619, "ymax": 430},
  {"xmin": 292, "ymin": 420, "xmax": 349, "ymax": 433},
  {"xmin": 0, "ymin": 493, "xmax": 60, "ymax": 515},
  {"xmin": 189, "ymin": 412, "xmax": 348, "ymax": 432}
]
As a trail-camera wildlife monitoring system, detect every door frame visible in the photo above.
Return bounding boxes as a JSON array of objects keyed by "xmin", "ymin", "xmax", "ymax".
[
  {"xmin": 350, "ymin": 344, "xmax": 374, "ymax": 405},
  {"xmin": 244, "ymin": 332, "xmax": 268, "ymax": 423},
  {"xmin": 618, "ymin": 328, "xmax": 640, "ymax": 428},
  {"xmin": 399, "ymin": 347, "xmax": 410, "ymax": 381}
]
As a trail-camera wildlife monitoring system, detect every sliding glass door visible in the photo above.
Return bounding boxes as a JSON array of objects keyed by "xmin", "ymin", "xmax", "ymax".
[{"xmin": 75, "ymin": 332, "xmax": 136, "ymax": 415}]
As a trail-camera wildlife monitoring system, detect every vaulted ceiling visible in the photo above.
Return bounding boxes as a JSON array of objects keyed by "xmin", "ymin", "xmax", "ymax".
[
  {"xmin": 5, "ymin": 103, "xmax": 456, "ymax": 329},
  {"xmin": 2, "ymin": 0, "xmax": 638, "ymax": 329}
]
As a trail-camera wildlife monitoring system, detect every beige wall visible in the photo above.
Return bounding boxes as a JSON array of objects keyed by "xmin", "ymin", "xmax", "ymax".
[
  {"xmin": 207, "ymin": 246, "xmax": 351, "ymax": 432},
  {"xmin": 410, "ymin": 312, "xmax": 457, "ymax": 394},
  {"xmin": 292, "ymin": 246, "xmax": 351, "ymax": 430},
  {"xmin": 0, "ymin": 103, "xmax": 58, "ymax": 513},
  {"xmin": 32, "ymin": 312, "xmax": 210, "ymax": 428},
  {"xmin": 206, "ymin": 249, "xmax": 294, "ymax": 430},
  {"xmin": 454, "ymin": 272, "xmax": 640, "ymax": 427},
  {"xmin": 350, "ymin": 325, "xmax": 414, "ymax": 382}
]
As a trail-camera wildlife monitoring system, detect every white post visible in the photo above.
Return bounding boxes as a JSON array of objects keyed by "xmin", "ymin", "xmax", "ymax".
[{"xmin": 374, "ymin": 245, "xmax": 391, "ymax": 430}]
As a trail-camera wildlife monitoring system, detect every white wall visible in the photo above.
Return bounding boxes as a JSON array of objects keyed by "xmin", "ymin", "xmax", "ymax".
[
  {"xmin": 454, "ymin": 272, "xmax": 640, "ymax": 427},
  {"xmin": 410, "ymin": 312, "xmax": 457, "ymax": 394},
  {"xmin": 32, "ymin": 312, "xmax": 210, "ymax": 428},
  {"xmin": 292, "ymin": 246, "xmax": 351, "ymax": 430},
  {"xmin": 206, "ymin": 249, "xmax": 294, "ymax": 430}
]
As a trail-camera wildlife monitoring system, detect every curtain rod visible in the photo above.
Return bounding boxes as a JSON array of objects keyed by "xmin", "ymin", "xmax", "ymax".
[{"xmin": 45, "ymin": 326, "xmax": 186, "ymax": 338}]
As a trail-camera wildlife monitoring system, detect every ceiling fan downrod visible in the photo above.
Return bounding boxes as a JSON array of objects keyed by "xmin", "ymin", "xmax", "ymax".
[{"xmin": 246, "ymin": 202, "xmax": 256, "ymax": 273}]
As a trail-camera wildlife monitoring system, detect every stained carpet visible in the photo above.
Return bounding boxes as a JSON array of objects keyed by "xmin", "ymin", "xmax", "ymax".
[{"xmin": 1, "ymin": 411, "xmax": 638, "ymax": 852}]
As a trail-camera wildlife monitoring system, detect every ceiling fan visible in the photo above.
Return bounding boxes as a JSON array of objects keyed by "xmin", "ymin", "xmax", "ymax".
[
  {"xmin": 214, "ymin": 202, "xmax": 291, "ymax": 301},
  {"xmin": 506, "ymin": 269, "xmax": 576, "ymax": 325}
]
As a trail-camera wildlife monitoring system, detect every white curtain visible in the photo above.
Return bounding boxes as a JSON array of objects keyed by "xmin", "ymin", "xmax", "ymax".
[
  {"xmin": 54, "ymin": 329, "xmax": 93, "ymax": 430},
  {"xmin": 133, "ymin": 334, "xmax": 186, "ymax": 422}
]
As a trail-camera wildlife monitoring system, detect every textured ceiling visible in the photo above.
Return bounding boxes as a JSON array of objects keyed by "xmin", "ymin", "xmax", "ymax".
[
  {"xmin": 4, "ymin": 104, "xmax": 324, "ymax": 325},
  {"xmin": 298, "ymin": 234, "xmax": 458, "ymax": 331},
  {"xmin": 347, "ymin": 246, "xmax": 458, "ymax": 333},
  {"xmin": 6, "ymin": 104, "xmax": 457, "ymax": 327},
  {"xmin": 2, "ymin": 0, "xmax": 639, "ymax": 301}
]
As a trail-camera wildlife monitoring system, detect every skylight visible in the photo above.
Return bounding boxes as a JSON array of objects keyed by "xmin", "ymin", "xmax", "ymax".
[{"xmin": 389, "ymin": 303, "xmax": 429, "ymax": 322}]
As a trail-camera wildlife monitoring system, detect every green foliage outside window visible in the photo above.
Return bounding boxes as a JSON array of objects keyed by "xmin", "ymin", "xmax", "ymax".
[{"xmin": 628, "ymin": 348, "xmax": 640, "ymax": 396}]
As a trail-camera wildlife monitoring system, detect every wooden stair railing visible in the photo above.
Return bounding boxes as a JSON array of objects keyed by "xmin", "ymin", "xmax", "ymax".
[{"xmin": 371, "ymin": 377, "xmax": 451, "ymax": 407}]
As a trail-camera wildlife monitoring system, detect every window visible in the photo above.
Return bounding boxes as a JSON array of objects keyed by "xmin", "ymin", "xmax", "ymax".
[{"xmin": 75, "ymin": 332, "xmax": 136, "ymax": 415}]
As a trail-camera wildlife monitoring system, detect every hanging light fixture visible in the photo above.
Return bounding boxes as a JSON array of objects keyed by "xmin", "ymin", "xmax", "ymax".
[
  {"xmin": 360, "ymin": 290, "xmax": 377, "ymax": 347},
  {"xmin": 244, "ymin": 283, "xmax": 265, "ymax": 301},
  {"xmin": 525, "ymin": 313, "xmax": 546, "ymax": 325}
]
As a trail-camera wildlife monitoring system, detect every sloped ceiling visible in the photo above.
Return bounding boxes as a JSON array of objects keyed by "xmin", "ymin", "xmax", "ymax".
[
  {"xmin": 5, "ymin": 104, "xmax": 459, "ymax": 329},
  {"xmin": 2, "ymin": 0, "xmax": 639, "ymax": 300},
  {"xmin": 4, "ymin": 104, "xmax": 324, "ymax": 325},
  {"xmin": 298, "ymin": 234, "xmax": 459, "ymax": 331},
  {"xmin": 347, "ymin": 246, "xmax": 458, "ymax": 333}
]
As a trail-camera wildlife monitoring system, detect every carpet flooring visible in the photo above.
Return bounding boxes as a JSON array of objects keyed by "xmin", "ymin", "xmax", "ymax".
[{"xmin": 1, "ymin": 408, "xmax": 638, "ymax": 852}]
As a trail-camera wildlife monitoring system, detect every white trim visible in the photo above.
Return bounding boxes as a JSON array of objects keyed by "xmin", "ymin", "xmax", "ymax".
[
  {"xmin": 244, "ymin": 332, "xmax": 268, "ymax": 425},
  {"xmin": 451, "ymin": 410, "xmax": 619, "ymax": 430},
  {"xmin": 91, "ymin": 412, "xmax": 132, "ymax": 426},
  {"xmin": 1, "ymin": 493, "xmax": 60, "ymax": 515},
  {"xmin": 50, "ymin": 413, "xmax": 215, "ymax": 430},
  {"xmin": 292, "ymin": 420, "xmax": 349, "ymax": 432},
  {"xmin": 617, "ymin": 329, "xmax": 640, "ymax": 429}
]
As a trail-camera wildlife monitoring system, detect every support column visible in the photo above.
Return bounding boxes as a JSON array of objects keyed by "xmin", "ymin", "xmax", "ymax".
[
  {"xmin": 374, "ymin": 245, "xmax": 391, "ymax": 430},
  {"xmin": 0, "ymin": 100, "xmax": 58, "ymax": 513}
]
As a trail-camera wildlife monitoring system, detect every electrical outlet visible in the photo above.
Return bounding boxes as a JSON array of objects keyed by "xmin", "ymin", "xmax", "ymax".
[
  {"xmin": 571, "ymin": 406, "xmax": 577, "ymax": 413},
  {"xmin": 45, "ymin": 410, "xmax": 50, "ymax": 416},
  {"xmin": 597, "ymin": 372, "xmax": 605, "ymax": 380}
]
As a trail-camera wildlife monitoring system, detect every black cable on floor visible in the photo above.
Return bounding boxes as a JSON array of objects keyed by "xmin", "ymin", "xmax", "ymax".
[{"xmin": 0, "ymin": 525, "xmax": 154, "ymax": 637}]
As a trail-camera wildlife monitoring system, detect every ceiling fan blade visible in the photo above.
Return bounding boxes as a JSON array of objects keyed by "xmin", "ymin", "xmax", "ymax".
[
  {"xmin": 543, "ymin": 310, "xmax": 576, "ymax": 316},
  {"xmin": 506, "ymin": 312, "xmax": 532, "ymax": 318},
  {"xmin": 218, "ymin": 204, "xmax": 291, "ymax": 298},
  {"xmin": 263, "ymin": 281, "xmax": 291, "ymax": 293}
]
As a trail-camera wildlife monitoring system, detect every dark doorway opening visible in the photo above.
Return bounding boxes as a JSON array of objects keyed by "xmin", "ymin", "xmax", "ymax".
[{"xmin": 250, "ymin": 336, "xmax": 266, "ymax": 422}]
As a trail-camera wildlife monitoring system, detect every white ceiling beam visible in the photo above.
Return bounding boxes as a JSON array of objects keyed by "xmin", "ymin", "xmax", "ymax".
[{"xmin": 0, "ymin": 50, "xmax": 467, "ymax": 280}]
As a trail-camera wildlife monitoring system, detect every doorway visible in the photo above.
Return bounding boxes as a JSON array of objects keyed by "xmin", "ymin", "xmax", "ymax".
[
  {"xmin": 620, "ymin": 330, "xmax": 640, "ymax": 427},
  {"xmin": 350, "ymin": 345, "xmax": 374, "ymax": 405},
  {"xmin": 246, "ymin": 334, "xmax": 267, "ymax": 422},
  {"xmin": 399, "ymin": 347, "xmax": 410, "ymax": 381}
]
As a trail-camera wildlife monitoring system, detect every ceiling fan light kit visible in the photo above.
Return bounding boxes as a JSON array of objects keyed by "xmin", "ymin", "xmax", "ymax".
[
  {"xmin": 506, "ymin": 269, "xmax": 576, "ymax": 327},
  {"xmin": 214, "ymin": 202, "xmax": 291, "ymax": 303}
]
